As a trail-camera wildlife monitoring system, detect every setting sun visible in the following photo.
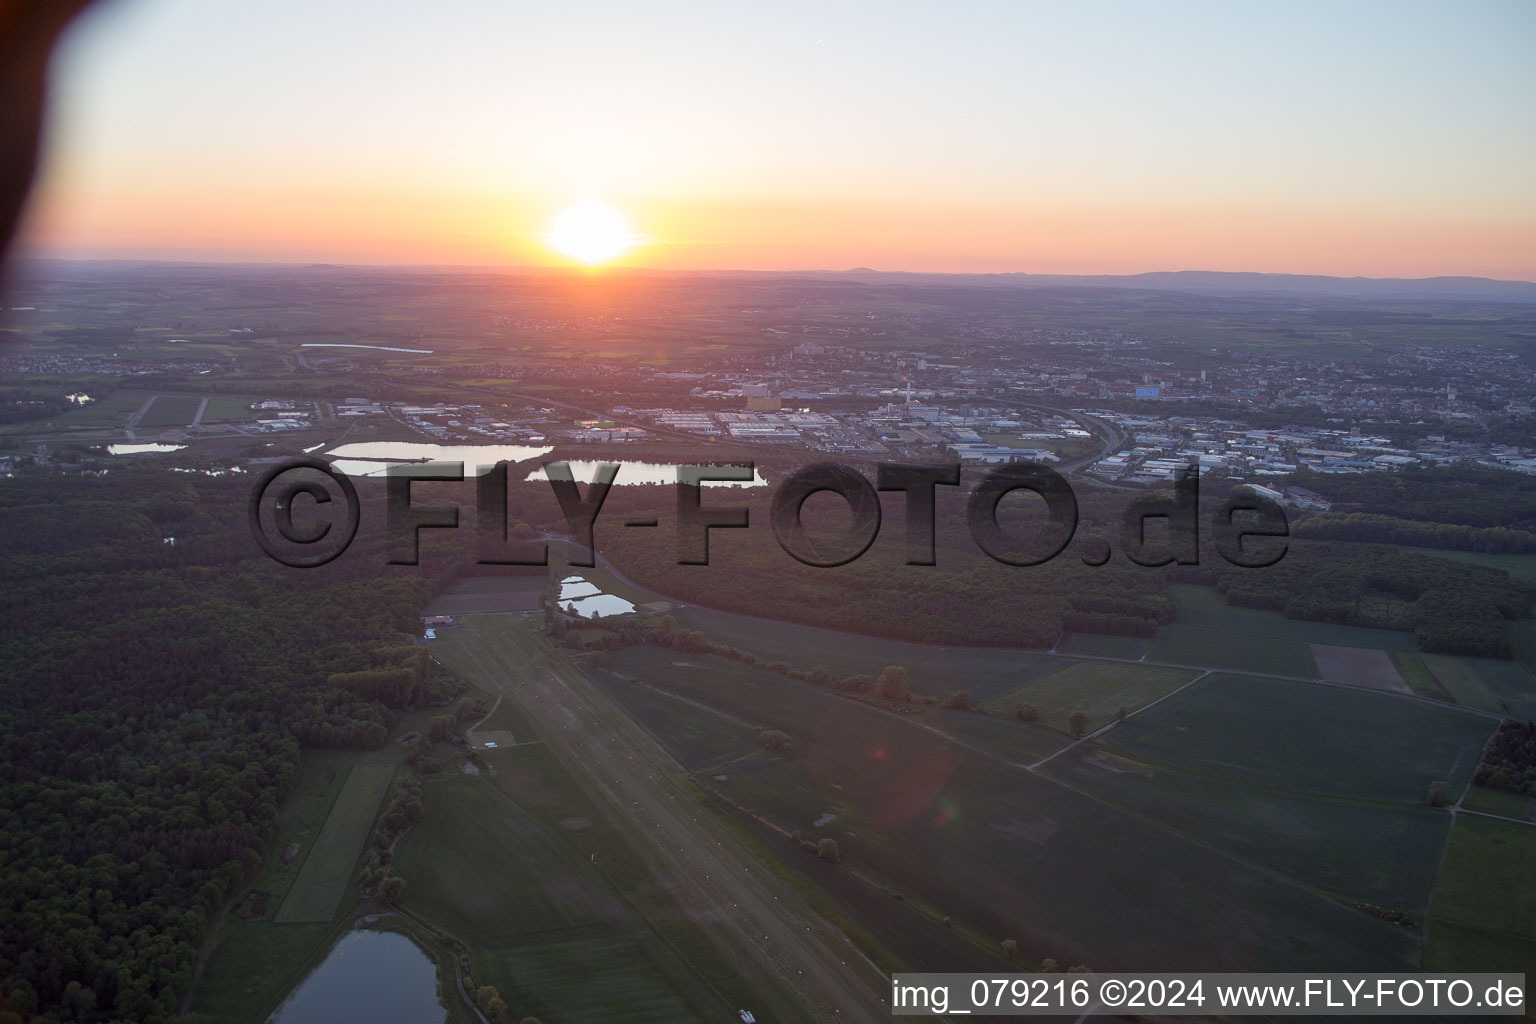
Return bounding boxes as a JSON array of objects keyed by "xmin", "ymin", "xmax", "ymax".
[{"xmin": 544, "ymin": 200, "xmax": 641, "ymax": 265}]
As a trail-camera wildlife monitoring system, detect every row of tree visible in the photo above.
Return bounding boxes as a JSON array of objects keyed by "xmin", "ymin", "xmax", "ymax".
[
  {"xmin": 1216, "ymin": 543, "xmax": 1533, "ymax": 658},
  {"xmin": 1292, "ymin": 512, "xmax": 1536, "ymax": 554}
]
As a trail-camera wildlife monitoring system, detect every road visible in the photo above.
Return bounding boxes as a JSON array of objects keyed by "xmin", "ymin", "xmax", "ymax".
[
  {"xmin": 444, "ymin": 618, "xmax": 893, "ymax": 1022},
  {"xmin": 123, "ymin": 394, "xmax": 158, "ymax": 439}
]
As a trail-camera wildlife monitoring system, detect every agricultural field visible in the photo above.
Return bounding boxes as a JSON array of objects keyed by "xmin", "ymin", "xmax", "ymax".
[
  {"xmin": 1148, "ymin": 625, "xmax": 1319, "ymax": 677},
  {"xmin": 597, "ymin": 647, "xmax": 1422, "ymax": 974},
  {"xmin": 598, "ymin": 645, "xmax": 856, "ymax": 744},
  {"xmin": 420, "ymin": 573, "xmax": 545, "ymax": 615},
  {"xmin": 1165, "ymin": 584, "xmax": 1417, "ymax": 651},
  {"xmin": 1310, "ymin": 644, "xmax": 1411, "ymax": 694},
  {"xmin": 1474, "ymin": 648, "xmax": 1536, "ymax": 719},
  {"xmin": 981, "ymin": 660, "xmax": 1200, "ymax": 734},
  {"xmin": 1425, "ymin": 816, "xmax": 1536, "ymax": 979},
  {"xmin": 1459, "ymin": 785, "xmax": 1534, "ymax": 820},
  {"xmin": 199, "ymin": 396, "xmax": 266, "ymax": 421},
  {"xmin": 670, "ymin": 604, "xmax": 1069, "ymax": 701},
  {"xmin": 274, "ymin": 762, "xmax": 397, "ymax": 923},
  {"xmin": 424, "ymin": 616, "xmax": 881, "ymax": 1021},
  {"xmin": 1100, "ymin": 673, "xmax": 1496, "ymax": 803},
  {"xmin": 1421, "ymin": 654, "xmax": 1506, "ymax": 714},
  {"xmin": 393, "ymin": 776, "xmax": 720, "ymax": 1023},
  {"xmin": 1515, "ymin": 620, "xmax": 1536, "ymax": 673},
  {"xmin": 1146, "ymin": 585, "xmax": 1423, "ymax": 678},
  {"xmin": 1390, "ymin": 650, "xmax": 1536, "ymax": 718},
  {"xmin": 691, "ymin": 691, "xmax": 1423, "ymax": 973},
  {"xmin": 923, "ymin": 707, "xmax": 1071, "ymax": 765},
  {"xmin": 586, "ymin": 668, "xmax": 761, "ymax": 769},
  {"xmin": 1054, "ymin": 631, "xmax": 1151, "ymax": 660},
  {"xmin": 1045, "ymin": 748, "xmax": 1450, "ymax": 912},
  {"xmin": 1390, "ymin": 651, "xmax": 1451, "ymax": 701},
  {"xmin": 191, "ymin": 737, "xmax": 426, "ymax": 1024},
  {"xmin": 137, "ymin": 394, "xmax": 205, "ymax": 427},
  {"xmin": 0, "ymin": 389, "xmax": 146, "ymax": 431}
]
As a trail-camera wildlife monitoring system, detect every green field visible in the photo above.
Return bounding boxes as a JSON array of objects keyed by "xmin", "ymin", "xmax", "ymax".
[
  {"xmin": 1516, "ymin": 620, "xmax": 1536, "ymax": 674},
  {"xmin": 1, "ymin": 389, "xmax": 147, "ymax": 431},
  {"xmin": 1143, "ymin": 585, "xmax": 1428, "ymax": 677},
  {"xmin": 1460, "ymin": 786, "xmax": 1534, "ymax": 820},
  {"xmin": 982, "ymin": 660, "xmax": 1199, "ymax": 734},
  {"xmin": 702, "ymin": 702, "xmax": 1422, "ymax": 973},
  {"xmin": 922, "ymin": 707, "xmax": 1071, "ymax": 764},
  {"xmin": 597, "ymin": 647, "xmax": 1421, "ymax": 973},
  {"xmin": 1055, "ymin": 632, "xmax": 1151, "ymax": 659},
  {"xmin": 670, "ymin": 604, "xmax": 1068, "ymax": 700},
  {"xmin": 1425, "ymin": 815, "xmax": 1536, "ymax": 980},
  {"xmin": 1422, "ymin": 654, "xmax": 1505, "ymax": 714},
  {"xmin": 1384, "ymin": 650, "xmax": 1536, "ymax": 718},
  {"xmin": 1423, "ymin": 920, "xmax": 1536, "ymax": 988},
  {"xmin": 1389, "ymin": 651, "xmax": 1450, "ymax": 701},
  {"xmin": 1101, "ymin": 673, "xmax": 1495, "ymax": 803},
  {"xmin": 421, "ymin": 573, "xmax": 546, "ymax": 615},
  {"xmin": 137, "ymin": 394, "xmax": 205, "ymax": 427},
  {"xmin": 396, "ymin": 776, "xmax": 722, "ymax": 1023},
  {"xmin": 1148, "ymin": 625, "xmax": 1319, "ymax": 677},
  {"xmin": 190, "ymin": 918, "xmax": 339, "ymax": 1024},
  {"xmin": 274, "ymin": 763, "xmax": 397, "ymax": 922},
  {"xmin": 1470, "ymin": 653, "xmax": 1536, "ymax": 719},
  {"xmin": 192, "ymin": 741, "xmax": 423, "ymax": 1023},
  {"xmin": 1045, "ymin": 748, "xmax": 1450, "ymax": 912},
  {"xmin": 200, "ymin": 396, "xmax": 265, "ymax": 421},
  {"xmin": 422, "ymin": 620, "xmax": 814, "ymax": 1022},
  {"xmin": 587, "ymin": 670, "xmax": 761, "ymax": 769},
  {"xmin": 1165, "ymin": 584, "xmax": 1417, "ymax": 650}
]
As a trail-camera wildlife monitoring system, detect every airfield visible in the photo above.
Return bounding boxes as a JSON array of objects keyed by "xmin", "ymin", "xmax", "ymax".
[{"xmin": 183, "ymin": 544, "xmax": 1536, "ymax": 1024}]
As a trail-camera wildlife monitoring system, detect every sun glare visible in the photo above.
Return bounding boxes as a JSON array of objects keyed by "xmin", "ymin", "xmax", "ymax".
[{"xmin": 544, "ymin": 199, "xmax": 640, "ymax": 265}]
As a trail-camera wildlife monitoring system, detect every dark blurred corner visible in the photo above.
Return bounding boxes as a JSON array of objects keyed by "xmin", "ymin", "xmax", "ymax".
[{"xmin": 0, "ymin": 0, "xmax": 97, "ymax": 266}]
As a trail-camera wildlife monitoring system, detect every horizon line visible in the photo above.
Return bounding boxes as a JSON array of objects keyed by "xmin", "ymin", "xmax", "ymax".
[{"xmin": 9, "ymin": 254, "xmax": 1536, "ymax": 288}]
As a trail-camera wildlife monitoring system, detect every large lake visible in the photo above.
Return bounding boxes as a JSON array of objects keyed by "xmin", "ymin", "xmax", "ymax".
[
  {"xmin": 525, "ymin": 460, "xmax": 768, "ymax": 487},
  {"xmin": 107, "ymin": 443, "xmax": 187, "ymax": 455},
  {"xmin": 268, "ymin": 929, "xmax": 445, "ymax": 1024},
  {"xmin": 300, "ymin": 343, "xmax": 435, "ymax": 354},
  {"xmin": 325, "ymin": 445, "xmax": 768, "ymax": 487},
  {"xmin": 326, "ymin": 442, "xmax": 553, "ymax": 477}
]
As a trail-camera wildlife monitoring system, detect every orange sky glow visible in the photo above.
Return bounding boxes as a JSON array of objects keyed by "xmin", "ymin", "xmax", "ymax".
[{"xmin": 19, "ymin": 0, "xmax": 1536, "ymax": 280}]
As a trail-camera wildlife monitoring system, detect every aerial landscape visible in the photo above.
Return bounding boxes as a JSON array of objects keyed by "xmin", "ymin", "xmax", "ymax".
[{"xmin": 0, "ymin": 1, "xmax": 1533, "ymax": 1023}]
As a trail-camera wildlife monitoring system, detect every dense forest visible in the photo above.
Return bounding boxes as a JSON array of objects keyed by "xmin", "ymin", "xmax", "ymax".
[
  {"xmin": 589, "ymin": 476, "xmax": 1182, "ymax": 648},
  {"xmin": 0, "ymin": 469, "xmax": 453, "ymax": 1024},
  {"xmin": 1473, "ymin": 721, "xmax": 1536, "ymax": 797},
  {"xmin": 1285, "ymin": 464, "xmax": 1536, "ymax": 532}
]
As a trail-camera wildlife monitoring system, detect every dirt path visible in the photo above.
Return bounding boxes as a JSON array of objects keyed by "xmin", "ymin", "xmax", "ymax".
[
  {"xmin": 462, "ymin": 691, "xmax": 502, "ymax": 746},
  {"xmin": 452, "ymin": 621, "xmax": 891, "ymax": 1022}
]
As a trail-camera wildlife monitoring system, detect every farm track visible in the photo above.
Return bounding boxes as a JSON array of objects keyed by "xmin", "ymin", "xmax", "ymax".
[{"xmin": 446, "ymin": 620, "xmax": 892, "ymax": 1023}]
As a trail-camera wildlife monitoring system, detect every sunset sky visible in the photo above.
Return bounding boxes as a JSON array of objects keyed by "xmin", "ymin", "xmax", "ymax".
[{"xmin": 19, "ymin": 0, "xmax": 1536, "ymax": 279}]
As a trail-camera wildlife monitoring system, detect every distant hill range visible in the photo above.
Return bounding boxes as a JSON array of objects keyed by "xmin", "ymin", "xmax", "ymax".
[
  {"xmin": 748, "ymin": 268, "xmax": 1536, "ymax": 303},
  {"xmin": 15, "ymin": 258, "xmax": 1536, "ymax": 303}
]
